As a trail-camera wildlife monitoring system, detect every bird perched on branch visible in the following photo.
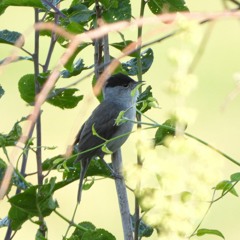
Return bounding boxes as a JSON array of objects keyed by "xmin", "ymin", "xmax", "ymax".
[{"xmin": 74, "ymin": 73, "xmax": 142, "ymax": 203}]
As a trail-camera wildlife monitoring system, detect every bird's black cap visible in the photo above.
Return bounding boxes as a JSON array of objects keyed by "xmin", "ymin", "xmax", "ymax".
[{"xmin": 105, "ymin": 73, "xmax": 136, "ymax": 88}]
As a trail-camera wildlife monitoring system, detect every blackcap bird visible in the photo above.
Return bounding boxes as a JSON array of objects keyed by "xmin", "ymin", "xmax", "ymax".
[{"xmin": 74, "ymin": 73, "xmax": 141, "ymax": 203}]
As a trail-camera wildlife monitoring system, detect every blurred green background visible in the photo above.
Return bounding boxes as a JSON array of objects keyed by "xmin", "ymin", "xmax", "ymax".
[{"xmin": 1, "ymin": 0, "xmax": 240, "ymax": 239}]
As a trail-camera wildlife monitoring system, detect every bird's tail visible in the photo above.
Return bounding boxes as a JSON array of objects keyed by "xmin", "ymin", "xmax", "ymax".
[{"xmin": 77, "ymin": 159, "xmax": 90, "ymax": 203}]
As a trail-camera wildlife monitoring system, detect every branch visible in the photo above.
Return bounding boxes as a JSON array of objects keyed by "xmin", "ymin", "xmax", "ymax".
[{"xmin": 111, "ymin": 151, "xmax": 133, "ymax": 240}]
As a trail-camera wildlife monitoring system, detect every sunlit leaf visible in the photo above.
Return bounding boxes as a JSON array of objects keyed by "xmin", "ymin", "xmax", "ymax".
[
  {"xmin": 230, "ymin": 172, "xmax": 240, "ymax": 182},
  {"xmin": 196, "ymin": 228, "xmax": 225, "ymax": 239}
]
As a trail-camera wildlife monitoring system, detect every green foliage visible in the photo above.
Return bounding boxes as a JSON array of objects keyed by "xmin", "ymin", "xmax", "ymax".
[
  {"xmin": 147, "ymin": 0, "xmax": 189, "ymax": 14},
  {"xmin": 102, "ymin": 0, "xmax": 131, "ymax": 23},
  {"xmin": 68, "ymin": 221, "xmax": 116, "ymax": 240},
  {"xmin": 137, "ymin": 86, "xmax": 156, "ymax": 113},
  {"xmin": 154, "ymin": 119, "xmax": 177, "ymax": 146},
  {"xmin": 196, "ymin": 228, "xmax": 225, "ymax": 239},
  {"xmin": 0, "ymin": 118, "xmax": 26, "ymax": 147},
  {"xmin": 122, "ymin": 48, "xmax": 154, "ymax": 76},
  {"xmin": 0, "ymin": 30, "xmax": 23, "ymax": 46},
  {"xmin": 18, "ymin": 74, "xmax": 83, "ymax": 109},
  {"xmin": 1, "ymin": 1, "xmax": 233, "ymax": 240},
  {"xmin": 8, "ymin": 178, "xmax": 58, "ymax": 230},
  {"xmin": 0, "ymin": 0, "xmax": 45, "ymax": 15}
]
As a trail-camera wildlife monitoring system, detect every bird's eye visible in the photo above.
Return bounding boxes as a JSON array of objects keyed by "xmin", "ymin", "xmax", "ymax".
[{"xmin": 122, "ymin": 83, "xmax": 129, "ymax": 87}]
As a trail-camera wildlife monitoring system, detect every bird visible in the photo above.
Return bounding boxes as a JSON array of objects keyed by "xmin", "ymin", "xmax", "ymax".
[{"xmin": 74, "ymin": 73, "xmax": 142, "ymax": 203}]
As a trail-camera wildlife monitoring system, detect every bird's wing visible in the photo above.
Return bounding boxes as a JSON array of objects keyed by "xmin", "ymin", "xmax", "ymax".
[{"xmin": 75, "ymin": 101, "xmax": 124, "ymax": 159}]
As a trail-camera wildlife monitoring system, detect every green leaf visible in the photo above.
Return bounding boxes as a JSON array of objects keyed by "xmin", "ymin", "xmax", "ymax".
[
  {"xmin": 68, "ymin": 221, "xmax": 116, "ymax": 239},
  {"xmin": 0, "ymin": 0, "xmax": 45, "ymax": 15},
  {"xmin": 69, "ymin": 221, "xmax": 95, "ymax": 239},
  {"xmin": 61, "ymin": 59, "xmax": 89, "ymax": 78},
  {"xmin": 196, "ymin": 228, "xmax": 225, "ymax": 239},
  {"xmin": 64, "ymin": 43, "xmax": 90, "ymax": 70},
  {"xmin": 215, "ymin": 180, "xmax": 238, "ymax": 197},
  {"xmin": 115, "ymin": 110, "xmax": 127, "ymax": 126},
  {"xmin": 0, "ymin": 118, "xmax": 25, "ymax": 147},
  {"xmin": 137, "ymin": 86, "xmax": 154, "ymax": 113},
  {"xmin": 102, "ymin": 0, "xmax": 131, "ymax": 23},
  {"xmin": 68, "ymin": 4, "xmax": 94, "ymax": 23},
  {"xmin": 82, "ymin": 177, "xmax": 95, "ymax": 191},
  {"xmin": 101, "ymin": 145, "xmax": 113, "ymax": 154},
  {"xmin": 230, "ymin": 172, "xmax": 240, "ymax": 182},
  {"xmin": 82, "ymin": 229, "xmax": 116, "ymax": 240},
  {"xmin": 122, "ymin": 48, "xmax": 154, "ymax": 76},
  {"xmin": 147, "ymin": 0, "xmax": 189, "ymax": 15},
  {"xmin": 8, "ymin": 205, "xmax": 29, "ymax": 231},
  {"xmin": 99, "ymin": 0, "xmax": 118, "ymax": 8},
  {"xmin": 110, "ymin": 40, "xmax": 138, "ymax": 57},
  {"xmin": 0, "ymin": 30, "xmax": 23, "ymax": 46},
  {"xmin": 8, "ymin": 179, "xmax": 58, "ymax": 230},
  {"xmin": 155, "ymin": 119, "xmax": 177, "ymax": 146},
  {"xmin": 0, "ymin": 158, "xmax": 7, "ymax": 183},
  {"xmin": 18, "ymin": 74, "xmax": 35, "ymax": 104},
  {"xmin": 0, "ymin": 85, "xmax": 4, "ymax": 98},
  {"xmin": 131, "ymin": 214, "xmax": 154, "ymax": 238},
  {"xmin": 47, "ymin": 88, "xmax": 83, "ymax": 109},
  {"xmin": 18, "ymin": 74, "xmax": 83, "ymax": 108}
]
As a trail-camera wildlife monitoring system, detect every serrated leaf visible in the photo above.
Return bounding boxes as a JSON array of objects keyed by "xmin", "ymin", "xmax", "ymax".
[
  {"xmin": 61, "ymin": 59, "xmax": 89, "ymax": 78},
  {"xmin": 155, "ymin": 119, "xmax": 177, "ymax": 146},
  {"xmin": 47, "ymin": 88, "xmax": 83, "ymax": 109},
  {"xmin": 8, "ymin": 179, "xmax": 58, "ymax": 230},
  {"xmin": 147, "ymin": 0, "xmax": 189, "ymax": 15},
  {"xmin": 0, "ymin": 85, "xmax": 4, "ymax": 98},
  {"xmin": 196, "ymin": 228, "xmax": 225, "ymax": 239},
  {"xmin": 102, "ymin": 0, "xmax": 131, "ymax": 23},
  {"xmin": 0, "ymin": 0, "xmax": 45, "ymax": 15},
  {"xmin": 0, "ymin": 118, "xmax": 26, "ymax": 147},
  {"xmin": 230, "ymin": 172, "xmax": 240, "ymax": 182},
  {"xmin": 122, "ymin": 48, "xmax": 154, "ymax": 76},
  {"xmin": 68, "ymin": 4, "xmax": 94, "ymax": 23},
  {"xmin": 0, "ymin": 30, "xmax": 24, "ymax": 46}
]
